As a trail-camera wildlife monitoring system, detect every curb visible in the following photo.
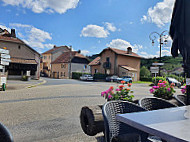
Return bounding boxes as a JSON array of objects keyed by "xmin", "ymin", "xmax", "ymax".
[{"xmin": 27, "ymin": 79, "xmax": 47, "ymax": 88}]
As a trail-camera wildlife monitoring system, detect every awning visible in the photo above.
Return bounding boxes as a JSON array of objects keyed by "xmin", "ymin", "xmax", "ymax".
[
  {"xmin": 120, "ymin": 66, "xmax": 137, "ymax": 71},
  {"xmin": 11, "ymin": 58, "xmax": 37, "ymax": 64}
]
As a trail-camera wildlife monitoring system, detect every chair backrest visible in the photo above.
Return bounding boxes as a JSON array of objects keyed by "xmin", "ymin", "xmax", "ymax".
[
  {"xmin": 102, "ymin": 101, "xmax": 146, "ymax": 142},
  {"xmin": 139, "ymin": 97, "xmax": 177, "ymax": 111},
  {"xmin": 174, "ymin": 94, "xmax": 186, "ymax": 106},
  {"xmin": 0, "ymin": 123, "xmax": 13, "ymax": 142}
]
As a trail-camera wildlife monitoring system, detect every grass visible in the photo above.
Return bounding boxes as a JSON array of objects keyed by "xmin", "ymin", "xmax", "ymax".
[{"xmin": 133, "ymin": 81, "xmax": 152, "ymax": 84}]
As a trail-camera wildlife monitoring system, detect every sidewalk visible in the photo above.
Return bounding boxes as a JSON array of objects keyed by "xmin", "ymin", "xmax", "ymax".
[{"xmin": 5, "ymin": 79, "xmax": 46, "ymax": 91}]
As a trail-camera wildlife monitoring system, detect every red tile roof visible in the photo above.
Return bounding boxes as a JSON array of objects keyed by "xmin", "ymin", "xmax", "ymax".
[
  {"xmin": 88, "ymin": 57, "xmax": 100, "ymax": 66},
  {"xmin": 101, "ymin": 47, "xmax": 141, "ymax": 58},
  {"xmin": 0, "ymin": 35, "xmax": 24, "ymax": 44},
  {"xmin": 51, "ymin": 51, "xmax": 87, "ymax": 64},
  {"xmin": 42, "ymin": 46, "xmax": 69, "ymax": 54}
]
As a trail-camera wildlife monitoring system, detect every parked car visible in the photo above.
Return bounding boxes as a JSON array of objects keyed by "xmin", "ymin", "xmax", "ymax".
[
  {"xmin": 166, "ymin": 77, "xmax": 181, "ymax": 88},
  {"xmin": 117, "ymin": 76, "xmax": 132, "ymax": 83},
  {"xmin": 106, "ymin": 75, "xmax": 119, "ymax": 82},
  {"xmin": 80, "ymin": 74, "xmax": 94, "ymax": 81}
]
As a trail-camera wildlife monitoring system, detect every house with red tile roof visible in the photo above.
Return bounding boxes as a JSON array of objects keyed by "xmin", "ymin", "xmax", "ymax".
[
  {"xmin": 41, "ymin": 45, "xmax": 70, "ymax": 77},
  {"xmin": 0, "ymin": 28, "xmax": 40, "ymax": 79},
  {"xmin": 51, "ymin": 51, "xmax": 90, "ymax": 79},
  {"xmin": 89, "ymin": 47, "xmax": 142, "ymax": 81}
]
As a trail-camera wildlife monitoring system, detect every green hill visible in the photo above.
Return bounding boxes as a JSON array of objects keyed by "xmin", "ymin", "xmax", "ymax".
[{"xmin": 141, "ymin": 55, "xmax": 183, "ymax": 72}]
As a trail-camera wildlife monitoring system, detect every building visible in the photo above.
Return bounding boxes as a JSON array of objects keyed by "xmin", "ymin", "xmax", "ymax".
[
  {"xmin": 41, "ymin": 45, "xmax": 70, "ymax": 77},
  {"xmin": 89, "ymin": 47, "xmax": 141, "ymax": 81},
  {"xmin": 51, "ymin": 51, "xmax": 90, "ymax": 79},
  {"xmin": 0, "ymin": 28, "xmax": 40, "ymax": 79}
]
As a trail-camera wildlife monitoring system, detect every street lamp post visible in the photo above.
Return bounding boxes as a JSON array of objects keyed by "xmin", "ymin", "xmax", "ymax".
[{"xmin": 149, "ymin": 30, "xmax": 169, "ymax": 76}]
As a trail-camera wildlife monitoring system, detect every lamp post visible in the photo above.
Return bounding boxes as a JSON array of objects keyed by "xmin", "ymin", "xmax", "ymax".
[{"xmin": 149, "ymin": 30, "xmax": 169, "ymax": 76}]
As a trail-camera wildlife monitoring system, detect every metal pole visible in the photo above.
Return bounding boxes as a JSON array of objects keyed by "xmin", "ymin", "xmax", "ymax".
[
  {"xmin": 69, "ymin": 46, "xmax": 72, "ymax": 79},
  {"xmin": 159, "ymin": 36, "xmax": 162, "ymax": 76}
]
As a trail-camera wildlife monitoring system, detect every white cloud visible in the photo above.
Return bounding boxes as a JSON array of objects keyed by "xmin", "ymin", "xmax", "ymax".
[
  {"xmin": 106, "ymin": 39, "xmax": 142, "ymax": 53},
  {"xmin": 1, "ymin": 0, "xmax": 79, "ymax": 14},
  {"xmin": 159, "ymin": 49, "xmax": 171, "ymax": 56},
  {"xmin": 81, "ymin": 25, "xmax": 109, "ymax": 38},
  {"xmin": 81, "ymin": 50, "xmax": 90, "ymax": 55},
  {"xmin": 139, "ymin": 51, "xmax": 158, "ymax": 58},
  {"xmin": 10, "ymin": 23, "xmax": 53, "ymax": 51},
  {"xmin": 104, "ymin": 22, "xmax": 116, "ymax": 32},
  {"xmin": 141, "ymin": 0, "xmax": 175, "ymax": 27}
]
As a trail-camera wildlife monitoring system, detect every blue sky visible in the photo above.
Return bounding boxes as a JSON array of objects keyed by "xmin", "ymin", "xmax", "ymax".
[{"xmin": 0, "ymin": 0, "xmax": 175, "ymax": 58}]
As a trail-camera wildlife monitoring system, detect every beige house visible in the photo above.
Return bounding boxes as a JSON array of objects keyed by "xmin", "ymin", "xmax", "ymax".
[
  {"xmin": 89, "ymin": 47, "xmax": 141, "ymax": 81},
  {"xmin": 51, "ymin": 51, "xmax": 90, "ymax": 79},
  {"xmin": 41, "ymin": 45, "xmax": 70, "ymax": 77},
  {"xmin": 0, "ymin": 28, "xmax": 40, "ymax": 79}
]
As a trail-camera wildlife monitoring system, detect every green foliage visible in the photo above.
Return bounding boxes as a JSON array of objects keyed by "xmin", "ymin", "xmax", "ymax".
[
  {"xmin": 86, "ymin": 54, "xmax": 100, "ymax": 62},
  {"xmin": 140, "ymin": 66, "xmax": 151, "ymax": 77},
  {"xmin": 72, "ymin": 72, "xmax": 89, "ymax": 79},
  {"xmin": 141, "ymin": 55, "xmax": 183, "ymax": 73},
  {"xmin": 140, "ymin": 77, "xmax": 152, "ymax": 82},
  {"xmin": 94, "ymin": 73, "xmax": 108, "ymax": 80},
  {"xmin": 152, "ymin": 76, "xmax": 166, "ymax": 85},
  {"xmin": 22, "ymin": 75, "xmax": 28, "ymax": 81}
]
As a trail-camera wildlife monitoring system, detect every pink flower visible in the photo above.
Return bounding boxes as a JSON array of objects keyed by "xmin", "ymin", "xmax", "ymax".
[
  {"xmin": 163, "ymin": 85, "xmax": 166, "ymax": 87},
  {"xmin": 101, "ymin": 91, "xmax": 105, "ymax": 96},
  {"xmin": 153, "ymin": 86, "xmax": 157, "ymax": 89},
  {"xmin": 108, "ymin": 95, "xmax": 113, "ymax": 99},
  {"xmin": 149, "ymin": 88, "xmax": 154, "ymax": 93},
  {"xmin": 181, "ymin": 88, "xmax": 186, "ymax": 94},
  {"xmin": 167, "ymin": 88, "xmax": 171, "ymax": 92},
  {"xmin": 116, "ymin": 89, "xmax": 120, "ymax": 91}
]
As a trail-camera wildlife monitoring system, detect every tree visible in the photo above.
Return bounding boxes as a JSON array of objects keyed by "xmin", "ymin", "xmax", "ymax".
[{"xmin": 140, "ymin": 66, "xmax": 151, "ymax": 77}]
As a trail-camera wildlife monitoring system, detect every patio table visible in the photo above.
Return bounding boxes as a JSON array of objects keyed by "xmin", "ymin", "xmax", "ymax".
[{"xmin": 116, "ymin": 106, "xmax": 190, "ymax": 142}]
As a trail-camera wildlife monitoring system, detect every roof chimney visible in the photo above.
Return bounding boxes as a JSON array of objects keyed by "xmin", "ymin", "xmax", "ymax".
[
  {"xmin": 11, "ymin": 29, "xmax": 16, "ymax": 38},
  {"xmin": 127, "ymin": 47, "xmax": 132, "ymax": 54}
]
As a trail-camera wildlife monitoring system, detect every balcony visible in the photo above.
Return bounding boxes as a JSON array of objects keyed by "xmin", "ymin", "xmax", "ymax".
[{"xmin": 103, "ymin": 62, "xmax": 111, "ymax": 69}]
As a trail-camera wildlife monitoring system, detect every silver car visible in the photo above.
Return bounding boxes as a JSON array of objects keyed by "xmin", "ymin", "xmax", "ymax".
[{"xmin": 80, "ymin": 74, "xmax": 94, "ymax": 81}]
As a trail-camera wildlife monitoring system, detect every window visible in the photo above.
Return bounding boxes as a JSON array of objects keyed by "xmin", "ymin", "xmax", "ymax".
[
  {"xmin": 84, "ymin": 65, "xmax": 87, "ymax": 70},
  {"xmin": 61, "ymin": 64, "xmax": 65, "ymax": 68},
  {"xmin": 106, "ymin": 57, "xmax": 110, "ymax": 62},
  {"xmin": 49, "ymin": 56, "xmax": 50, "ymax": 59},
  {"xmin": 95, "ymin": 69, "xmax": 98, "ymax": 73},
  {"xmin": 43, "ymin": 56, "xmax": 47, "ymax": 59},
  {"xmin": 18, "ymin": 45, "xmax": 21, "ymax": 49}
]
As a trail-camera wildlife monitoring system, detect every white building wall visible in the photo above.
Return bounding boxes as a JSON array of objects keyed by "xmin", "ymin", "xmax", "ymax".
[{"xmin": 71, "ymin": 63, "xmax": 90, "ymax": 73}]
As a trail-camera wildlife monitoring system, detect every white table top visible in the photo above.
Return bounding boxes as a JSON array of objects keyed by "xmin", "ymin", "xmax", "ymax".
[{"xmin": 116, "ymin": 106, "xmax": 190, "ymax": 142}]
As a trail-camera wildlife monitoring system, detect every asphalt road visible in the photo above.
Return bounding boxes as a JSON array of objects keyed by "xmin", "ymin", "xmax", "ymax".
[
  {"xmin": 0, "ymin": 79, "xmax": 182, "ymax": 142},
  {"xmin": 42, "ymin": 77, "xmax": 97, "ymax": 85}
]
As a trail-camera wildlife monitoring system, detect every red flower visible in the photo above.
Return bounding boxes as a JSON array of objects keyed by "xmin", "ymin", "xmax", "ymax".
[{"xmin": 121, "ymin": 81, "xmax": 126, "ymax": 84}]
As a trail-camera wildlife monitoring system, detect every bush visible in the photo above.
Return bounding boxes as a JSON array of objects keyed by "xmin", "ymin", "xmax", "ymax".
[
  {"xmin": 140, "ymin": 66, "xmax": 151, "ymax": 77},
  {"xmin": 140, "ymin": 77, "xmax": 152, "ymax": 82},
  {"xmin": 72, "ymin": 72, "xmax": 89, "ymax": 79},
  {"xmin": 94, "ymin": 73, "xmax": 108, "ymax": 80},
  {"xmin": 152, "ymin": 76, "xmax": 166, "ymax": 85}
]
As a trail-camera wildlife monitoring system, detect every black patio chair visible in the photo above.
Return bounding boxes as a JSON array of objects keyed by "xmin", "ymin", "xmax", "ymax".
[
  {"xmin": 0, "ymin": 123, "xmax": 13, "ymax": 142},
  {"xmin": 174, "ymin": 94, "xmax": 187, "ymax": 106},
  {"xmin": 139, "ymin": 97, "xmax": 177, "ymax": 111},
  {"xmin": 102, "ymin": 100, "xmax": 151, "ymax": 142}
]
